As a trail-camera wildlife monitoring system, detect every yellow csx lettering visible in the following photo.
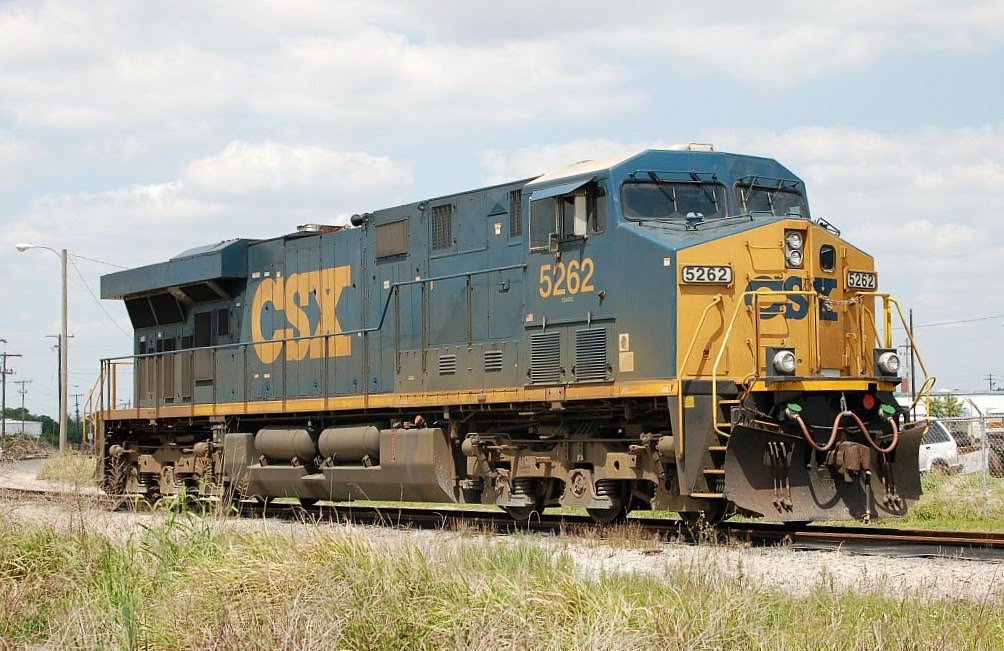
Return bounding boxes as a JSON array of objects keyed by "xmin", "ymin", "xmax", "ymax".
[
  {"xmin": 250, "ymin": 266, "xmax": 352, "ymax": 364},
  {"xmin": 538, "ymin": 258, "xmax": 595, "ymax": 298}
]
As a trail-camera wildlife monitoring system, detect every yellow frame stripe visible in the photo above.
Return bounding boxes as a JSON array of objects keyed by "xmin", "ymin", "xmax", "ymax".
[{"xmin": 102, "ymin": 379, "xmax": 681, "ymax": 421}]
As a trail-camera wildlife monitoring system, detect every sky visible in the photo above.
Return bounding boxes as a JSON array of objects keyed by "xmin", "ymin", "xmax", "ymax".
[{"xmin": 1, "ymin": 0, "xmax": 1003, "ymax": 418}]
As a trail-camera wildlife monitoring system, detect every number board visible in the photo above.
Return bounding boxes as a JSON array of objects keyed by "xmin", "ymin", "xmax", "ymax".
[
  {"xmin": 846, "ymin": 270, "xmax": 877, "ymax": 291},
  {"xmin": 681, "ymin": 265, "xmax": 733, "ymax": 284}
]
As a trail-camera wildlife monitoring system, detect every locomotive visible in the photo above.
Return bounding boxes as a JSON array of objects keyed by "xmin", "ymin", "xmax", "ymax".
[{"xmin": 97, "ymin": 145, "xmax": 932, "ymax": 523}]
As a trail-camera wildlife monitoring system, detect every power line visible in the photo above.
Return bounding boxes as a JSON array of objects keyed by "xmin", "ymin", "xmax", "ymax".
[
  {"xmin": 67, "ymin": 256, "xmax": 132, "ymax": 339},
  {"xmin": 893, "ymin": 314, "xmax": 1004, "ymax": 331},
  {"xmin": 70, "ymin": 254, "xmax": 128, "ymax": 270}
]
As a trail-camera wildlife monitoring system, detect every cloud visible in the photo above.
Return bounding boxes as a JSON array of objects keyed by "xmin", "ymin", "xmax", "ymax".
[
  {"xmin": 479, "ymin": 139, "xmax": 649, "ymax": 184},
  {"xmin": 0, "ymin": 138, "xmax": 411, "ymax": 414},
  {"xmin": 0, "ymin": 130, "xmax": 38, "ymax": 186},
  {"xmin": 5, "ymin": 0, "xmax": 997, "ymax": 144},
  {"xmin": 1, "ymin": 141, "xmax": 412, "ymax": 268},
  {"xmin": 182, "ymin": 140, "xmax": 413, "ymax": 209}
]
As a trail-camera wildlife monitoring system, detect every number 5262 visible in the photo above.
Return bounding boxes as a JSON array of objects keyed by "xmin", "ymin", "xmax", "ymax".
[{"xmin": 539, "ymin": 258, "xmax": 595, "ymax": 298}]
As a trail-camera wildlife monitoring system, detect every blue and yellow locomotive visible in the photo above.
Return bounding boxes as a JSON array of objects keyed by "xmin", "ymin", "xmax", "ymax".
[{"xmin": 97, "ymin": 145, "xmax": 931, "ymax": 523}]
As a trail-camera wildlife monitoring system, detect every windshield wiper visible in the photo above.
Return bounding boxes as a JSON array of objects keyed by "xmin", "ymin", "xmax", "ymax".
[
  {"xmin": 647, "ymin": 171, "xmax": 677, "ymax": 209},
  {"xmin": 767, "ymin": 179, "xmax": 787, "ymax": 213},
  {"xmin": 689, "ymin": 171, "xmax": 719, "ymax": 209}
]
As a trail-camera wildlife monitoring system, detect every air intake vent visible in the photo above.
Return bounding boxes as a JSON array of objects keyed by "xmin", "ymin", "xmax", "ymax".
[
  {"xmin": 530, "ymin": 332, "xmax": 561, "ymax": 385},
  {"xmin": 575, "ymin": 328, "xmax": 607, "ymax": 382},
  {"xmin": 508, "ymin": 189, "xmax": 523, "ymax": 237},
  {"xmin": 432, "ymin": 204, "xmax": 453, "ymax": 250},
  {"xmin": 484, "ymin": 349, "xmax": 503, "ymax": 372},
  {"xmin": 438, "ymin": 354, "xmax": 457, "ymax": 375}
]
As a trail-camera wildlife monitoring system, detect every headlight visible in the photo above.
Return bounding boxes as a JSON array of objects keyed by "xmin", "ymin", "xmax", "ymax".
[
  {"xmin": 877, "ymin": 351, "xmax": 900, "ymax": 375},
  {"xmin": 772, "ymin": 349, "xmax": 797, "ymax": 374},
  {"xmin": 784, "ymin": 230, "xmax": 804, "ymax": 268}
]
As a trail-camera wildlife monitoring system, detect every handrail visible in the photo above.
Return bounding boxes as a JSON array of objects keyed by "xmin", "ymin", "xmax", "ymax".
[
  {"xmin": 710, "ymin": 289, "xmax": 816, "ymax": 436},
  {"xmin": 100, "ymin": 263, "xmax": 528, "ymax": 364},
  {"xmin": 98, "ymin": 262, "xmax": 528, "ymax": 415},
  {"xmin": 707, "ymin": 289, "xmax": 932, "ymax": 439},
  {"xmin": 864, "ymin": 293, "xmax": 936, "ymax": 412},
  {"xmin": 675, "ymin": 294, "xmax": 723, "ymax": 460}
]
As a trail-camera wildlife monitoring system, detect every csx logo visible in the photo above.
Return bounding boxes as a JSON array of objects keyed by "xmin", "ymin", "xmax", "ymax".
[
  {"xmin": 744, "ymin": 276, "xmax": 838, "ymax": 321},
  {"xmin": 250, "ymin": 266, "xmax": 352, "ymax": 364}
]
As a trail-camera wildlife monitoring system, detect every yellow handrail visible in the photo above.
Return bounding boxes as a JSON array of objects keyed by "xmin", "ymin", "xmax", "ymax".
[
  {"xmin": 705, "ymin": 289, "xmax": 932, "ymax": 438},
  {"xmin": 709, "ymin": 289, "xmax": 817, "ymax": 436},
  {"xmin": 675, "ymin": 294, "xmax": 724, "ymax": 460}
]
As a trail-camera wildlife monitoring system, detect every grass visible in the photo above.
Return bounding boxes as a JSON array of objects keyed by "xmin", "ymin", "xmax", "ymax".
[
  {"xmin": 892, "ymin": 473, "xmax": 1004, "ymax": 531},
  {"xmin": 36, "ymin": 451, "xmax": 96, "ymax": 487},
  {"xmin": 0, "ymin": 510, "xmax": 1001, "ymax": 650}
]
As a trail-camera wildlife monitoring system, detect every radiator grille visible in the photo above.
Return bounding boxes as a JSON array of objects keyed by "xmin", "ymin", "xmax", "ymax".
[
  {"xmin": 375, "ymin": 219, "xmax": 409, "ymax": 258},
  {"xmin": 575, "ymin": 328, "xmax": 608, "ymax": 382},
  {"xmin": 530, "ymin": 332, "xmax": 561, "ymax": 384},
  {"xmin": 508, "ymin": 189, "xmax": 523, "ymax": 237},
  {"xmin": 431, "ymin": 204, "xmax": 453, "ymax": 250},
  {"xmin": 438, "ymin": 354, "xmax": 457, "ymax": 375},
  {"xmin": 484, "ymin": 349, "xmax": 503, "ymax": 373}
]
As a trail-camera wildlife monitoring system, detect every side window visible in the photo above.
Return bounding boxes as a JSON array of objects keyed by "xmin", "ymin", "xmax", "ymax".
[
  {"xmin": 530, "ymin": 197, "xmax": 556, "ymax": 250},
  {"xmin": 530, "ymin": 182, "xmax": 606, "ymax": 249},
  {"xmin": 923, "ymin": 424, "xmax": 948, "ymax": 444},
  {"xmin": 560, "ymin": 193, "xmax": 586, "ymax": 239},
  {"xmin": 589, "ymin": 186, "xmax": 606, "ymax": 233}
]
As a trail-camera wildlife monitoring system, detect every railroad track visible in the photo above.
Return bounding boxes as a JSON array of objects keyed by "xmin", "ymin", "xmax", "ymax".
[{"xmin": 3, "ymin": 485, "xmax": 1003, "ymax": 561}]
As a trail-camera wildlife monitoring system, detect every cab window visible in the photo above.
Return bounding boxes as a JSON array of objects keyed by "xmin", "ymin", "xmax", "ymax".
[
  {"xmin": 735, "ymin": 178, "xmax": 809, "ymax": 218},
  {"xmin": 621, "ymin": 181, "xmax": 726, "ymax": 221},
  {"xmin": 530, "ymin": 183, "xmax": 606, "ymax": 250}
]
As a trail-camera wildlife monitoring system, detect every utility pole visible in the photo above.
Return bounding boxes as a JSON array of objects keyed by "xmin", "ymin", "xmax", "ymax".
[
  {"xmin": 986, "ymin": 372, "xmax": 996, "ymax": 392},
  {"xmin": 1, "ymin": 348, "xmax": 22, "ymax": 437},
  {"xmin": 71, "ymin": 392, "xmax": 83, "ymax": 445},
  {"xmin": 46, "ymin": 333, "xmax": 73, "ymax": 451},
  {"xmin": 15, "ymin": 380, "xmax": 32, "ymax": 433}
]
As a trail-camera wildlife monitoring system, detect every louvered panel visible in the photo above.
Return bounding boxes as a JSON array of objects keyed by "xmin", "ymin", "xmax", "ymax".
[
  {"xmin": 432, "ymin": 204, "xmax": 453, "ymax": 250},
  {"xmin": 575, "ymin": 328, "xmax": 607, "ymax": 382},
  {"xmin": 530, "ymin": 332, "xmax": 561, "ymax": 385},
  {"xmin": 484, "ymin": 349, "xmax": 503, "ymax": 373},
  {"xmin": 508, "ymin": 189, "xmax": 523, "ymax": 237},
  {"xmin": 438, "ymin": 354, "xmax": 457, "ymax": 375}
]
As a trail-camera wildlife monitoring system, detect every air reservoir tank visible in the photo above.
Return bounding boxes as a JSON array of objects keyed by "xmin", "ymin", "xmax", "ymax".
[
  {"xmin": 255, "ymin": 428, "xmax": 318, "ymax": 463},
  {"xmin": 318, "ymin": 425, "xmax": 381, "ymax": 464}
]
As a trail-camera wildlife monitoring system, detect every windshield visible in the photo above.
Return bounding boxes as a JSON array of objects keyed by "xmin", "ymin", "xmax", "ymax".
[
  {"xmin": 621, "ymin": 181, "xmax": 727, "ymax": 221},
  {"xmin": 736, "ymin": 180, "xmax": 808, "ymax": 218}
]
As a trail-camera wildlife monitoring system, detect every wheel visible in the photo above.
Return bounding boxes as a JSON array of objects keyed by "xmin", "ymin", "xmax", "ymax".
[
  {"xmin": 503, "ymin": 501, "xmax": 544, "ymax": 522},
  {"xmin": 298, "ymin": 498, "xmax": 318, "ymax": 508},
  {"xmin": 930, "ymin": 460, "xmax": 950, "ymax": 475},
  {"xmin": 679, "ymin": 500, "xmax": 731, "ymax": 528},
  {"xmin": 586, "ymin": 504, "xmax": 628, "ymax": 524},
  {"xmin": 503, "ymin": 505, "xmax": 543, "ymax": 521}
]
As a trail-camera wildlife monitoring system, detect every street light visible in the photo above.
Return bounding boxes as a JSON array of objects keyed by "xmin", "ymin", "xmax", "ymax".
[{"xmin": 16, "ymin": 242, "xmax": 68, "ymax": 453}]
